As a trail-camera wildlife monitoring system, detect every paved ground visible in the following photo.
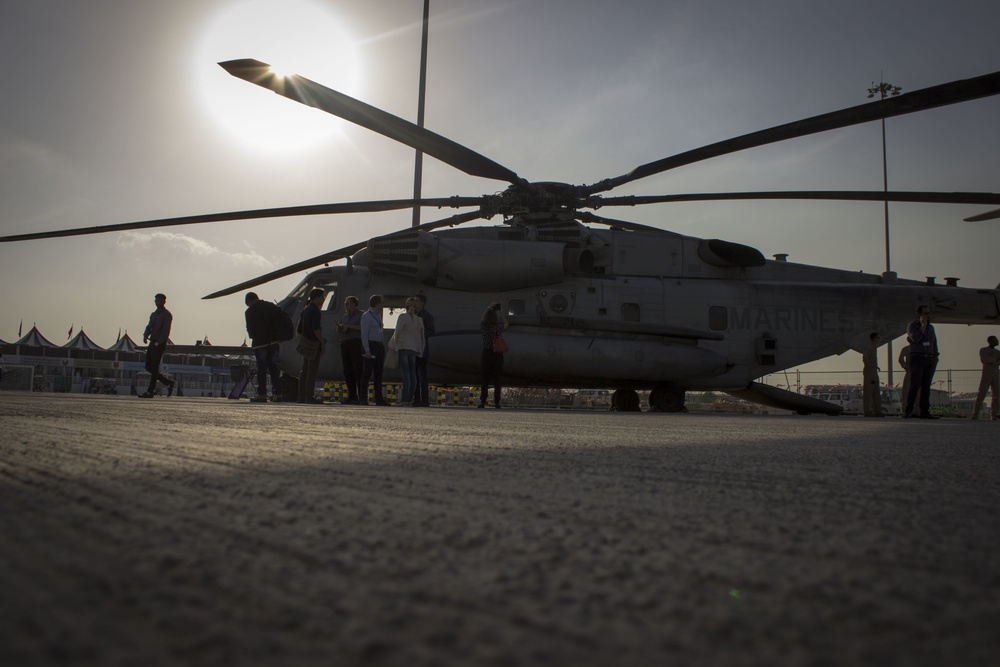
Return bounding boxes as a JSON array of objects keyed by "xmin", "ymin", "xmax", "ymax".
[{"xmin": 1, "ymin": 392, "xmax": 998, "ymax": 666}]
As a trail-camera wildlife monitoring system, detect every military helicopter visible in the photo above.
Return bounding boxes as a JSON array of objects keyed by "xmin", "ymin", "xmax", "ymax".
[{"xmin": 4, "ymin": 61, "xmax": 1000, "ymax": 413}]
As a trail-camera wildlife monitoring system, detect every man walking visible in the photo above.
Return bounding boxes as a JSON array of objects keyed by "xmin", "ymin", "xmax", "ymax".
[
  {"xmin": 972, "ymin": 335, "xmax": 1000, "ymax": 420},
  {"xmin": 904, "ymin": 305, "xmax": 939, "ymax": 419},
  {"xmin": 140, "ymin": 293, "xmax": 175, "ymax": 398},
  {"xmin": 245, "ymin": 292, "xmax": 282, "ymax": 403}
]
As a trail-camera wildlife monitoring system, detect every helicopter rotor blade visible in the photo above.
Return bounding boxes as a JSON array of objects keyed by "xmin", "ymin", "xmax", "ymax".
[
  {"xmin": 586, "ymin": 69, "xmax": 1000, "ymax": 195},
  {"xmin": 220, "ymin": 59, "xmax": 522, "ymax": 185},
  {"xmin": 0, "ymin": 197, "xmax": 483, "ymax": 243},
  {"xmin": 963, "ymin": 207, "xmax": 1000, "ymax": 222},
  {"xmin": 202, "ymin": 209, "xmax": 484, "ymax": 300},
  {"xmin": 594, "ymin": 191, "xmax": 1000, "ymax": 207}
]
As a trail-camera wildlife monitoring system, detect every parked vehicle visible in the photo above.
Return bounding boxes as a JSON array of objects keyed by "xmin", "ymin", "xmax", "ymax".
[{"xmin": 802, "ymin": 384, "xmax": 902, "ymax": 416}]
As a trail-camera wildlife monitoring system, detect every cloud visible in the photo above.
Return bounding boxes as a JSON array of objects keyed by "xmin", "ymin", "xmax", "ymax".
[{"xmin": 115, "ymin": 231, "xmax": 275, "ymax": 268}]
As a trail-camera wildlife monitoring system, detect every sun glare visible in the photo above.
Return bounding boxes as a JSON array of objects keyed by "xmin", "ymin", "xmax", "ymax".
[{"xmin": 197, "ymin": 0, "xmax": 363, "ymax": 154}]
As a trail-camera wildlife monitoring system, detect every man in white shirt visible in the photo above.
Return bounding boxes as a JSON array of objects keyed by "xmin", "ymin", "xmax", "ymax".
[{"xmin": 360, "ymin": 294, "xmax": 390, "ymax": 406}]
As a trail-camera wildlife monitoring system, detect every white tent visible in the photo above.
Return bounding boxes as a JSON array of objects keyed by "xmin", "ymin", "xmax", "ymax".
[
  {"xmin": 15, "ymin": 325, "xmax": 56, "ymax": 347},
  {"xmin": 64, "ymin": 329, "xmax": 105, "ymax": 351},
  {"xmin": 107, "ymin": 332, "xmax": 141, "ymax": 354}
]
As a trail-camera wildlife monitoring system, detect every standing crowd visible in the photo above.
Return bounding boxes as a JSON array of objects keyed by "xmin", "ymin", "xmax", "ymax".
[
  {"xmin": 134, "ymin": 292, "xmax": 996, "ymax": 418},
  {"xmin": 861, "ymin": 304, "xmax": 999, "ymax": 420}
]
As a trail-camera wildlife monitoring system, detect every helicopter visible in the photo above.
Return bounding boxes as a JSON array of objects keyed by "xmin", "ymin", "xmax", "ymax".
[{"xmin": 3, "ymin": 60, "xmax": 1000, "ymax": 413}]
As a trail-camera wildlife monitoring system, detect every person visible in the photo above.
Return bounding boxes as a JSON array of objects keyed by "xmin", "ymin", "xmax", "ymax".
[
  {"xmin": 140, "ymin": 293, "xmax": 175, "ymax": 398},
  {"xmin": 360, "ymin": 294, "xmax": 390, "ymax": 406},
  {"xmin": 413, "ymin": 293, "xmax": 435, "ymax": 407},
  {"xmin": 297, "ymin": 288, "xmax": 325, "ymax": 404},
  {"xmin": 0, "ymin": 352, "xmax": 5, "ymax": 385},
  {"xmin": 391, "ymin": 297, "xmax": 425, "ymax": 407},
  {"xmin": 479, "ymin": 302, "xmax": 508, "ymax": 409},
  {"xmin": 862, "ymin": 332, "xmax": 882, "ymax": 417},
  {"xmin": 904, "ymin": 305, "xmax": 939, "ymax": 419},
  {"xmin": 245, "ymin": 292, "xmax": 282, "ymax": 403},
  {"xmin": 898, "ymin": 342, "xmax": 916, "ymax": 414},
  {"xmin": 336, "ymin": 296, "xmax": 364, "ymax": 404},
  {"xmin": 971, "ymin": 335, "xmax": 1000, "ymax": 420}
]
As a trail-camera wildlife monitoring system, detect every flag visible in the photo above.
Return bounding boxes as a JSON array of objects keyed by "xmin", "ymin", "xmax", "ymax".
[
  {"xmin": 18, "ymin": 320, "xmax": 23, "ymax": 337},
  {"xmin": 116, "ymin": 327, "xmax": 122, "ymax": 343},
  {"xmin": 67, "ymin": 324, "xmax": 73, "ymax": 340}
]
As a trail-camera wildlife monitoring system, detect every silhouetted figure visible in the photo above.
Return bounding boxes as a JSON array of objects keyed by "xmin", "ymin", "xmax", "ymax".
[
  {"xmin": 140, "ymin": 293, "xmax": 174, "ymax": 399},
  {"xmin": 360, "ymin": 294, "xmax": 390, "ymax": 406},
  {"xmin": 479, "ymin": 302, "xmax": 509, "ymax": 409},
  {"xmin": 391, "ymin": 297, "xmax": 425, "ymax": 407},
  {"xmin": 972, "ymin": 335, "xmax": 999, "ymax": 420},
  {"xmin": 245, "ymin": 292, "xmax": 282, "ymax": 403},
  {"xmin": 413, "ymin": 293, "xmax": 435, "ymax": 407},
  {"xmin": 863, "ymin": 332, "xmax": 882, "ymax": 417},
  {"xmin": 336, "ymin": 296, "xmax": 364, "ymax": 404},
  {"xmin": 904, "ymin": 305, "xmax": 939, "ymax": 419},
  {"xmin": 297, "ymin": 288, "xmax": 325, "ymax": 404}
]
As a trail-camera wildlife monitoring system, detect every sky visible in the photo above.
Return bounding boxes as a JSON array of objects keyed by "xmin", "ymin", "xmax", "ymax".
[{"xmin": 2, "ymin": 0, "xmax": 999, "ymax": 390}]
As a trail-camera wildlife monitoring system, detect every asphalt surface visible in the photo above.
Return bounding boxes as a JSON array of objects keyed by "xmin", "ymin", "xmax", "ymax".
[{"xmin": 1, "ymin": 392, "xmax": 998, "ymax": 666}]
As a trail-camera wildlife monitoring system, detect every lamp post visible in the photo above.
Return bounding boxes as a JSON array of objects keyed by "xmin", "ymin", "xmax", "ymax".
[
  {"xmin": 866, "ymin": 77, "xmax": 902, "ymax": 386},
  {"xmin": 411, "ymin": 0, "xmax": 430, "ymax": 227}
]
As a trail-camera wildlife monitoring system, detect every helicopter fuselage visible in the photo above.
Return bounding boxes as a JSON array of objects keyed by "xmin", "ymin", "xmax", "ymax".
[{"xmin": 271, "ymin": 221, "xmax": 1000, "ymax": 409}]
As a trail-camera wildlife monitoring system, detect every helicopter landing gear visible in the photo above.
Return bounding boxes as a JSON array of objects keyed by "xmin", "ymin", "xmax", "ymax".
[
  {"xmin": 611, "ymin": 389, "xmax": 641, "ymax": 412},
  {"xmin": 648, "ymin": 384, "xmax": 685, "ymax": 412}
]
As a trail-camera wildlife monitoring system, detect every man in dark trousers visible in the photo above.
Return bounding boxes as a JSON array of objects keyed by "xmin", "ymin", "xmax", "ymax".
[
  {"xmin": 336, "ymin": 295, "xmax": 364, "ymax": 404},
  {"xmin": 904, "ymin": 305, "xmax": 939, "ymax": 419},
  {"xmin": 245, "ymin": 292, "xmax": 282, "ymax": 403},
  {"xmin": 140, "ymin": 293, "xmax": 175, "ymax": 398},
  {"xmin": 413, "ymin": 293, "xmax": 435, "ymax": 407},
  {"xmin": 297, "ymin": 288, "xmax": 325, "ymax": 404}
]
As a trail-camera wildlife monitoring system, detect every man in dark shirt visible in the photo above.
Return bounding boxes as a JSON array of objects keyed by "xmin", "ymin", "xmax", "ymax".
[
  {"xmin": 297, "ymin": 288, "xmax": 325, "ymax": 404},
  {"xmin": 245, "ymin": 292, "xmax": 282, "ymax": 403},
  {"xmin": 140, "ymin": 293, "xmax": 175, "ymax": 398},
  {"xmin": 904, "ymin": 305, "xmax": 939, "ymax": 419},
  {"xmin": 413, "ymin": 293, "xmax": 435, "ymax": 407},
  {"xmin": 336, "ymin": 295, "xmax": 364, "ymax": 404}
]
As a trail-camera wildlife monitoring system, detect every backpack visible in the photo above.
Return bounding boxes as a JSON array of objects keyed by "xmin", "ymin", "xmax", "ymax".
[{"xmin": 275, "ymin": 307, "xmax": 295, "ymax": 342}]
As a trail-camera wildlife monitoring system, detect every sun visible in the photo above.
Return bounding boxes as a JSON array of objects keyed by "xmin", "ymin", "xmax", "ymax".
[{"xmin": 196, "ymin": 0, "xmax": 363, "ymax": 154}]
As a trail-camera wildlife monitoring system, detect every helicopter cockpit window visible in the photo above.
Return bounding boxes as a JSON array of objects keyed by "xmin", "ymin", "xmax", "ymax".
[
  {"xmin": 322, "ymin": 290, "xmax": 338, "ymax": 311},
  {"xmin": 621, "ymin": 302, "xmax": 640, "ymax": 322},
  {"xmin": 289, "ymin": 280, "xmax": 310, "ymax": 301},
  {"xmin": 507, "ymin": 299, "xmax": 525, "ymax": 315}
]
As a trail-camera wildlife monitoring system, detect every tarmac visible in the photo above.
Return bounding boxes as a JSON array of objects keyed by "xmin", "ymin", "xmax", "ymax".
[{"xmin": 1, "ymin": 392, "xmax": 998, "ymax": 666}]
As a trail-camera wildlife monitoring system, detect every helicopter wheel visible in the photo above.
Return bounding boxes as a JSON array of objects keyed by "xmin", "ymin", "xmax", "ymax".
[
  {"xmin": 649, "ymin": 384, "xmax": 686, "ymax": 413},
  {"xmin": 611, "ymin": 389, "xmax": 641, "ymax": 412}
]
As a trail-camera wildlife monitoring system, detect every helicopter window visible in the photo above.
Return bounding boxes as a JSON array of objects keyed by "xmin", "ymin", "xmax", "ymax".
[
  {"xmin": 709, "ymin": 306, "xmax": 728, "ymax": 331},
  {"xmin": 508, "ymin": 300, "xmax": 525, "ymax": 315},
  {"xmin": 289, "ymin": 280, "xmax": 310, "ymax": 300},
  {"xmin": 322, "ymin": 290, "xmax": 339, "ymax": 311},
  {"xmin": 621, "ymin": 302, "xmax": 640, "ymax": 322}
]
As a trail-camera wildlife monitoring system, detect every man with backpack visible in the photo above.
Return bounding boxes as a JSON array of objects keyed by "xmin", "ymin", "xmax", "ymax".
[{"xmin": 245, "ymin": 292, "xmax": 285, "ymax": 402}]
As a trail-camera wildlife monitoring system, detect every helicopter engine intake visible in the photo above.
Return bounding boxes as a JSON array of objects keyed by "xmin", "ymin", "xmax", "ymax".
[{"xmin": 366, "ymin": 230, "xmax": 570, "ymax": 291}]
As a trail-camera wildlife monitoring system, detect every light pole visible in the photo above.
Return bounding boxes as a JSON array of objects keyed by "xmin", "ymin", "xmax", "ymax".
[
  {"xmin": 411, "ymin": 0, "xmax": 430, "ymax": 227},
  {"xmin": 866, "ymin": 77, "xmax": 902, "ymax": 385}
]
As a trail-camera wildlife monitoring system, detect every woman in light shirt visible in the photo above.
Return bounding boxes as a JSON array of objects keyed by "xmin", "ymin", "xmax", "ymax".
[{"xmin": 391, "ymin": 297, "xmax": 425, "ymax": 407}]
